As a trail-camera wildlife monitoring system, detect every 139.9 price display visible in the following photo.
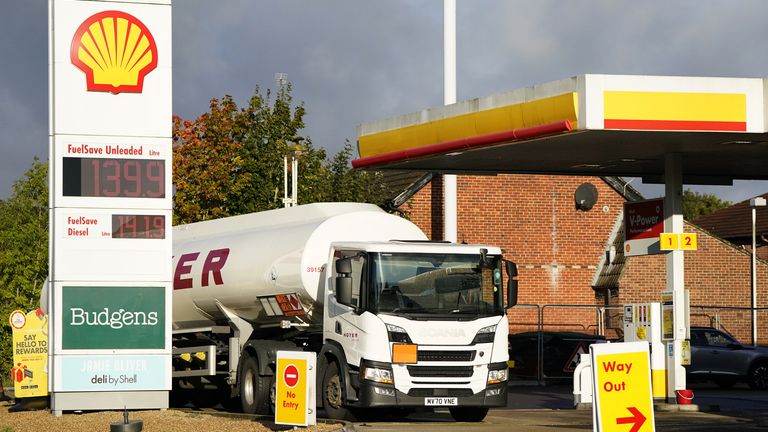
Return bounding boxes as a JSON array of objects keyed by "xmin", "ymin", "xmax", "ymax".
[
  {"xmin": 63, "ymin": 157, "xmax": 165, "ymax": 198},
  {"xmin": 112, "ymin": 214, "xmax": 166, "ymax": 239}
]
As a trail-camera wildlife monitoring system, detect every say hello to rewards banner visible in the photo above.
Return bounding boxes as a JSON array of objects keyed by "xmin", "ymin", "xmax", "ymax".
[{"xmin": 9, "ymin": 309, "xmax": 49, "ymax": 398}]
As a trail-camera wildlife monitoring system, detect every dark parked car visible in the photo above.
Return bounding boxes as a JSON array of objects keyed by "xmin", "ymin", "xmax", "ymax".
[
  {"xmin": 687, "ymin": 326, "xmax": 768, "ymax": 390},
  {"xmin": 508, "ymin": 331, "xmax": 605, "ymax": 380}
]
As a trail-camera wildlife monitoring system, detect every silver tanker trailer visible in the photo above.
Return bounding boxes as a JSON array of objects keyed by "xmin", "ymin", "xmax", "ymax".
[{"xmin": 171, "ymin": 202, "xmax": 518, "ymax": 421}]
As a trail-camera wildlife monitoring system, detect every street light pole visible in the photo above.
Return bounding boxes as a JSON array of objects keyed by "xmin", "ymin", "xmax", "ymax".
[
  {"xmin": 750, "ymin": 197, "xmax": 766, "ymax": 346},
  {"xmin": 443, "ymin": 0, "xmax": 457, "ymax": 243}
]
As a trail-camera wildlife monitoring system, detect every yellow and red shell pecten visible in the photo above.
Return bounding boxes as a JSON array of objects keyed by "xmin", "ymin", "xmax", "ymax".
[{"xmin": 70, "ymin": 10, "xmax": 158, "ymax": 94}]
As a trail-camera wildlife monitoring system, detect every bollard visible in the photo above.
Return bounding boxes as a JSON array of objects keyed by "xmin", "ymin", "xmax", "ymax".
[{"xmin": 110, "ymin": 407, "xmax": 143, "ymax": 432}]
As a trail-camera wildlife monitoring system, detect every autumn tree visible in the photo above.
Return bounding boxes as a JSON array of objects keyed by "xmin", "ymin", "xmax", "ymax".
[
  {"xmin": 173, "ymin": 85, "xmax": 390, "ymax": 224},
  {"xmin": 683, "ymin": 189, "xmax": 731, "ymax": 221},
  {"xmin": 173, "ymin": 85, "xmax": 331, "ymax": 224},
  {"xmin": 172, "ymin": 98, "xmax": 253, "ymax": 224},
  {"xmin": 0, "ymin": 159, "xmax": 49, "ymax": 375}
]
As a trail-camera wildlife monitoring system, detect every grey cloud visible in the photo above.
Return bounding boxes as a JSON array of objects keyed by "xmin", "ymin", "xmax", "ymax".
[{"xmin": 2, "ymin": 0, "xmax": 768, "ymax": 201}]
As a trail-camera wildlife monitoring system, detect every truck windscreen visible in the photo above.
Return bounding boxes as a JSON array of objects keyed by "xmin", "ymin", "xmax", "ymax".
[{"xmin": 369, "ymin": 252, "xmax": 504, "ymax": 318}]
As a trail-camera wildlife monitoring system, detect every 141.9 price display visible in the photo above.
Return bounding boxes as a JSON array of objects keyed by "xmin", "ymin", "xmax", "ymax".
[
  {"xmin": 63, "ymin": 157, "xmax": 165, "ymax": 198},
  {"xmin": 112, "ymin": 214, "xmax": 165, "ymax": 239}
]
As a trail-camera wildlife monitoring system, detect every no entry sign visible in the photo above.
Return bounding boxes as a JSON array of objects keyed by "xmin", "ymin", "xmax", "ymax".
[
  {"xmin": 284, "ymin": 364, "xmax": 300, "ymax": 388},
  {"xmin": 276, "ymin": 351, "xmax": 316, "ymax": 426}
]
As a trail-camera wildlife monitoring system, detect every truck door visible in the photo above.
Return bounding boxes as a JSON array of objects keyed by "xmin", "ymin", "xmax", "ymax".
[{"xmin": 329, "ymin": 251, "xmax": 368, "ymax": 367}]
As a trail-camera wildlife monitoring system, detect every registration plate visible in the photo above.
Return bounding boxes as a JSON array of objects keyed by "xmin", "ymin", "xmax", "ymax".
[{"xmin": 424, "ymin": 397, "xmax": 458, "ymax": 406}]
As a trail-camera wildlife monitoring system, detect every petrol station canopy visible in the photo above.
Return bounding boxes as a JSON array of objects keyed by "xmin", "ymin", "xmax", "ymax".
[{"xmin": 353, "ymin": 74, "xmax": 768, "ymax": 184}]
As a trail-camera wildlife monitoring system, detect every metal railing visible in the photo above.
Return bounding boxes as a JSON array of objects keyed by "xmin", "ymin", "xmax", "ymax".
[
  {"xmin": 689, "ymin": 305, "xmax": 768, "ymax": 345},
  {"xmin": 508, "ymin": 303, "xmax": 623, "ymax": 384},
  {"xmin": 508, "ymin": 302, "xmax": 768, "ymax": 385}
]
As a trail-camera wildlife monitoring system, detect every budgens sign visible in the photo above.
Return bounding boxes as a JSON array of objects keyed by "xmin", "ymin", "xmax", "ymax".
[{"xmin": 63, "ymin": 286, "xmax": 165, "ymax": 349}]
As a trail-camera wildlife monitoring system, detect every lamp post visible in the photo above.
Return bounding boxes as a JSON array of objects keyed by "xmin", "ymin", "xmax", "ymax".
[{"xmin": 750, "ymin": 197, "xmax": 766, "ymax": 346}]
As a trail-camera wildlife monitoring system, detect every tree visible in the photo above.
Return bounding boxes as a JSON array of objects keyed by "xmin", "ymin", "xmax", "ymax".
[
  {"xmin": 0, "ymin": 159, "xmax": 49, "ymax": 375},
  {"xmin": 326, "ymin": 140, "xmax": 392, "ymax": 205},
  {"xmin": 173, "ymin": 85, "xmax": 390, "ymax": 223},
  {"xmin": 683, "ymin": 189, "xmax": 731, "ymax": 221},
  {"xmin": 174, "ymin": 85, "xmax": 330, "ymax": 223},
  {"xmin": 172, "ymin": 99, "xmax": 253, "ymax": 224}
]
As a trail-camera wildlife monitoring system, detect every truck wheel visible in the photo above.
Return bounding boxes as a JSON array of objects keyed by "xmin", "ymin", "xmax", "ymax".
[
  {"xmin": 748, "ymin": 361, "xmax": 768, "ymax": 390},
  {"xmin": 240, "ymin": 355, "xmax": 272, "ymax": 414},
  {"xmin": 449, "ymin": 407, "xmax": 489, "ymax": 422},
  {"xmin": 322, "ymin": 361, "xmax": 353, "ymax": 420}
]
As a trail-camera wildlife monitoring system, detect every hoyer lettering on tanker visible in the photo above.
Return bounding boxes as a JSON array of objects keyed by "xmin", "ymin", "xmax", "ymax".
[
  {"xmin": 173, "ymin": 248, "xmax": 327, "ymax": 290},
  {"xmin": 66, "ymin": 143, "xmax": 160, "ymax": 157},
  {"xmin": 601, "ymin": 360, "xmax": 633, "ymax": 393},
  {"xmin": 173, "ymin": 248, "xmax": 231, "ymax": 290}
]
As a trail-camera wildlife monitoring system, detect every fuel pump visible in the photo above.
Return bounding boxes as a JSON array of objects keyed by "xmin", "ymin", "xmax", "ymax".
[{"xmin": 623, "ymin": 303, "xmax": 666, "ymax": 401}]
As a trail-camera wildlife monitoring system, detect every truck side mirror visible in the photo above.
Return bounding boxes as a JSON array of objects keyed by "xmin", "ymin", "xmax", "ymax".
[
  {"xmin": 335, "ymin": 257, "xmax": 353, "ymax": 305},
  {"xmin": 335, "ymin": 277, "xmax": 353, "ymax": 306},
  {"xmin": 505, "ymin": 260, "xmax": 518, "ymax": 308},
  {"xmin": 336, "ymin": 257, "xmax": 352, "ymax": 274}
]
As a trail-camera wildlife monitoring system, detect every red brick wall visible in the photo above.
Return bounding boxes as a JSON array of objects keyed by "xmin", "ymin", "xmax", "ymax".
[
  {"xmin": 403, "ymin": 174, "xmax": 768, "ymax": 344},
  {"xmin": 618, "ymin": 223, "xmax": 768, "ymax": 344},
  {"xmin": 404, "ymin": 174, "xmax": 625, "ymax": 334}
]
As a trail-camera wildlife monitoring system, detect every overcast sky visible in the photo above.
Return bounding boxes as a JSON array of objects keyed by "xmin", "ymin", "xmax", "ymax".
[{"xmin": 2, "ymin": 0, "xmax": 768, "ymax": 202}]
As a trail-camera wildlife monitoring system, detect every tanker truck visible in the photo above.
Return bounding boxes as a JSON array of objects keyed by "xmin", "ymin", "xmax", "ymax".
[{"xmin": 171, "ymin": 202, "xmax": 517, "ymax": 421}]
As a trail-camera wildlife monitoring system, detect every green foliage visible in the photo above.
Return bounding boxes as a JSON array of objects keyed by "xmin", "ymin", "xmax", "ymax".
[
  {"xmin": 683, "ymin": 189, "xmax": 731, "ymax": 221},
  {"xmin": 173, "ymin": 85, "xmax": 392, "ymax": 224},
  {"xmin": 326, "ymin": 140, "xmax": 392, "ymax": 204},
  {"xmin": 0, "ymin": 159, "xmax": 48, "ymax": 377}
]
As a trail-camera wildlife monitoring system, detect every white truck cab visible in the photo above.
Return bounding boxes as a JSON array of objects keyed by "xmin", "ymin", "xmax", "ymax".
[{"xmin": 322, "ymin": 241, "xmax": 514, "ymax": 421}]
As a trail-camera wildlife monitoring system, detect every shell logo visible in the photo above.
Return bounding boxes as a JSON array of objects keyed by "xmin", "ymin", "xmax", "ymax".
[{"xmin": 70, "ymin": 10, "xmax": 158, "ymax": 94}]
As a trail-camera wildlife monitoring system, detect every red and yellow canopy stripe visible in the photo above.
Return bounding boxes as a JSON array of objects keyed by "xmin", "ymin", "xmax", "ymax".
[
  {"xmin": 358, "ymin": 93, "xmax": 578, "ymax": 159},
  {"xmin": 603, "ymin": 91, "xmax": 746, "ymax": 132}
]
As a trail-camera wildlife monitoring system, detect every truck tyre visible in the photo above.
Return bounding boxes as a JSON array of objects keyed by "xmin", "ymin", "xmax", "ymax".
[
  {"xmin": 448, "ymin": 407, "xmax": 489, "ymax": 422},
  {"xmin": 322, "ymin": 361, "xmax": 353, "ymax": 420},
  {"xmin": 240, "ymin": 355, "xmax": 272, "ymax": 414},
  {"xmin": 748, "ymin": 361, "xmax": 768, "ymax": 390}
]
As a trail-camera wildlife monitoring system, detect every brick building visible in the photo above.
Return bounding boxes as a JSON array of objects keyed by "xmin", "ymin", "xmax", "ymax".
[
  {"xmin": 694, "ymin": 193, "xmax": 768, "ymax": 260},
  {"xmin": 393, "ymin": 173, "xmax": 768, "ymax": 344}
]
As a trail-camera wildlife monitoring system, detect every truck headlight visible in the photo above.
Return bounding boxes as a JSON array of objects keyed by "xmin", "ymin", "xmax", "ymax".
[
  {"xmin": 386, "ymin": 323, "xmax": 412, "ymax": 344},
  {"xmin": 472, "ymin": 325, "xmax": 497, "ymax": 344},
  {"xmin": 487, "ymin": 368, "xmax": 508, "ymax": 384},
  {"xmin": 362, "ymin": 366, "xmax": 393, "ymax": 384}
]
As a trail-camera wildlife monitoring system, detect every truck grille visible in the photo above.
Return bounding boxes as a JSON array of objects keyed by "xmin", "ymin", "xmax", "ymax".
[
  {"xmin": 407, "ymin": 366, "xmax": 474, "ymax": 378},
  {"xmin": 408, "ymin": 388, "xmax": 474, "ymax": 397},
  {"xmin": 417, "ymin": 350, "xmax": 475, "ymax": 362}
]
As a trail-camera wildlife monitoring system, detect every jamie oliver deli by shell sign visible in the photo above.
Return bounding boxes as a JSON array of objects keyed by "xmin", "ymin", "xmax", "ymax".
[{"xmin": 49, "ymin": 0, "xmax": 171, "ymax": 413}]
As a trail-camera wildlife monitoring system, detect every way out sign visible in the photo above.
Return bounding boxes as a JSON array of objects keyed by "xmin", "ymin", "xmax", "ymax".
[
  {"xmin": 591, "ymin": 342, "xmax": 655, "ymax": 432},
  {"xmin": 276, "ymin": 351, "xmax": 316, "ymax": 426}
]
